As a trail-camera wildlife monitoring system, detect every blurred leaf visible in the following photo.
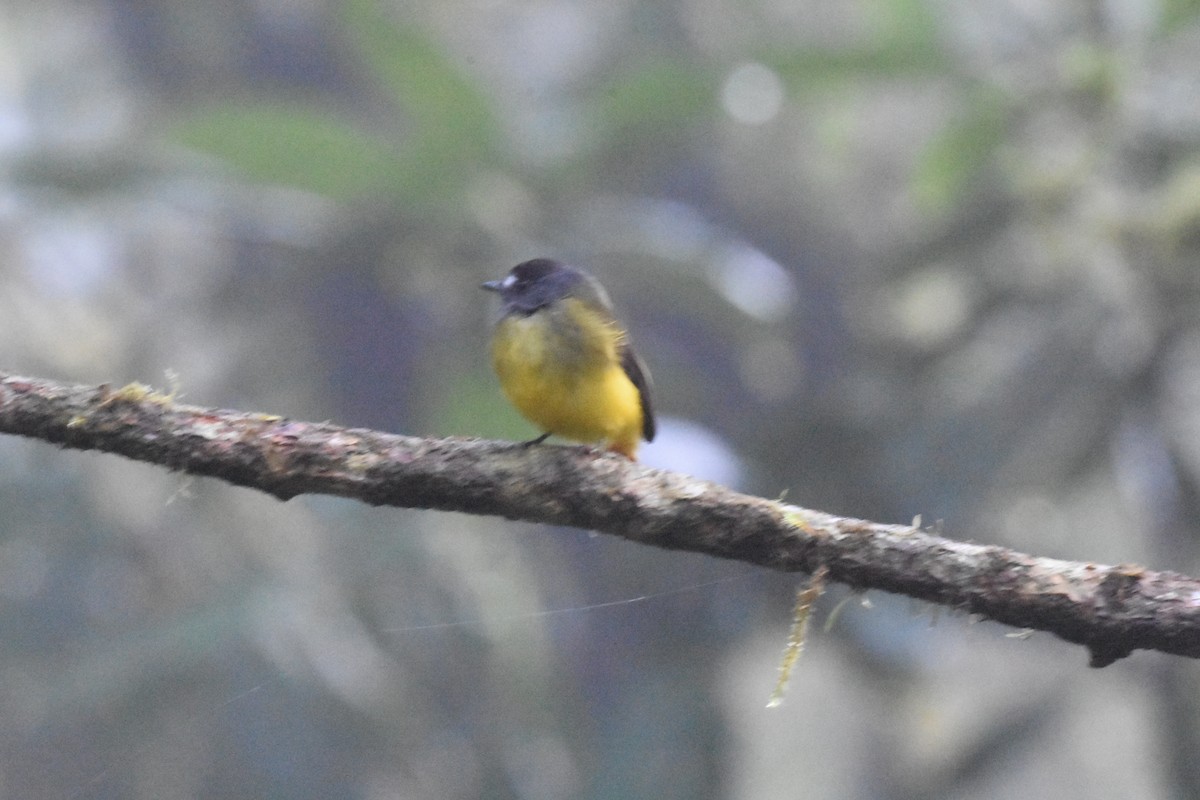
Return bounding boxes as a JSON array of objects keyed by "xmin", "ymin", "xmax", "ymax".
[
  {"xmin": 1161, "ymin": 0, "xmax": 1200, "ymax": 33},
  {"xmin": 1154, "ymin": 159, "xmax": 1200, "ymax": 253},
  {"xmin": 433, "ymin": 369, "xmax": 530, "ymax": 441},
  {"xmin": 175, "ymin": 104, "xmax": 400, "ymax": 199},
  {"xmin": 570, "ymin": 57, "xmax": 713, "ymax": 182},
  {"xmin": 597, "ymin": 58, "xmax": 713, "ymax": 134},
  {"xmin": 174, "ymin": 0, "xmax": 504, "ymax": 206},
  {"xmin": 772, "ymin": 0, "xmax": 948, "ymax": 86},
  {"xmin": 911, "ymin": 90, "xmax": 1008, "ymax": 210},
  {"xmin": 1062, "ymin": 43, "xmax": 1120, "ymax": 102},
  {"xmin": 771, "ymin": 43, "xmax": 948, "ymax": 87},
  {"xmin": 868, "ymin": 0, "xmax": 941, "ymax": 53},
  {"xmin": 343, "ymin": 0, "xmax": 501, "ymax": 196}
]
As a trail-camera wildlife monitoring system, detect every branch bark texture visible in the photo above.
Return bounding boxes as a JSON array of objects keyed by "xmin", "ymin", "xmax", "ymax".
[{"xmin": 1, "ymin": 371, "xmax": 1197, "ymax": 667}]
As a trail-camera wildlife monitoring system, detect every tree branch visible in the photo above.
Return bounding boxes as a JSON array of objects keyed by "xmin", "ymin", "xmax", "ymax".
[{"xmin": 1, "ymin": 371, "xmax": 1197, "ymax": 667}]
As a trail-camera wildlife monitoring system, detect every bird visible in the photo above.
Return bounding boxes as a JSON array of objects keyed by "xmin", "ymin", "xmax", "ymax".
[{"xmin": 482, "ymin": 258, "xmax": 655, "ymax": 459}]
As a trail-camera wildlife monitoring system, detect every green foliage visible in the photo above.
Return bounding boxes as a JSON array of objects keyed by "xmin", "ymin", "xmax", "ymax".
[
  {"xmin": 174, "ymin": 105, "xmax": 400, "ymax": 200},
  {"xmin": 1155, "ymin": 159, "xmax": 1200, "ymax": 251},
  {"xmin": 770, "ymin": 44, "xmax": 947, "ymax": 87},
  {"xmin": 1161, "ymin": 0, "xmax": 1200, "ymax": 33},
  {"xmin": 867, "ymin": 0, "xmax": 941, "ymax": 53},
  {"xmin": 342, "ymin": 0, "xmax": 501, "ymax": 193},
  {"xmin": 595, "ymin": 58, "xmax": 713, "ymax": 138},
  {"xmin": 772, "ymin": 0, "xmax": 947, "ymax": 87},
  {"xmin": 1062, "ymin": 42, "xmax": 1120, "ymax": 103},
  {"xmin": 437, "ymin": 375, "xmax": 533, "ymax": 441},
  {"xmin": 174, "ymin": 0, "xmax": 502, "ymax": 205},
  {"xmin": 912, "ymin": 90, "xmax": 1009, "ymax": 210}
]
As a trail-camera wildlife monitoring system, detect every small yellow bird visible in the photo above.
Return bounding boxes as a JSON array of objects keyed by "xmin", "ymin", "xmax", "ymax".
[{"xmin": 482, "ymin": 259, "xmax": 655, "ymax": 459}]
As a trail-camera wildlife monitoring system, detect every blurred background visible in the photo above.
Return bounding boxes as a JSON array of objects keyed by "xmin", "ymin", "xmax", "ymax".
[{"xmin": 0, "ymin": 0, "xmax": 1198, "ymax": 797}]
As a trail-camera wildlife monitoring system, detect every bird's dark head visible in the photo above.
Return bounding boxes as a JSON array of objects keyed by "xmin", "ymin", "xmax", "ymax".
[{"xmin": 482, "ymin": 258, "xmax": 611, "ymax": 314}]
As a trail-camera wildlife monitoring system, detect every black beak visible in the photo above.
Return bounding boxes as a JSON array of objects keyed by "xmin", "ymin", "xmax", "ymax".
[{"xmin": 481, "ymin": 280, "xmax": 502, "ymax": 292}]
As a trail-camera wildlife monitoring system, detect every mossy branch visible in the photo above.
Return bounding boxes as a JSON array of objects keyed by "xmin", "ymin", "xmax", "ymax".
[{"xmin": 1, "ymin": 370, "xmax": 1198, "ymax": 667}]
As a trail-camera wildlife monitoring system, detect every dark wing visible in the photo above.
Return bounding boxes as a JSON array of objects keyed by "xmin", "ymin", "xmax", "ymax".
[{"xmin": 619, "ymin": 342, "xmax": 656, "ymax": 442}]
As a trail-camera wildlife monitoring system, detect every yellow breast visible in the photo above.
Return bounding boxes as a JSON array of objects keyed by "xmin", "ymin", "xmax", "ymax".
[{"xmin": 490, "ymin": 298, "xmax": 645, "ymax": 457}]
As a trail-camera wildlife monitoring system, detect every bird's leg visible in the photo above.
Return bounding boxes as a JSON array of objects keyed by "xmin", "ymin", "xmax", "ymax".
[{"xmin": 521, "ymin": 432, "xmax": 552, "ymax": 448}]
